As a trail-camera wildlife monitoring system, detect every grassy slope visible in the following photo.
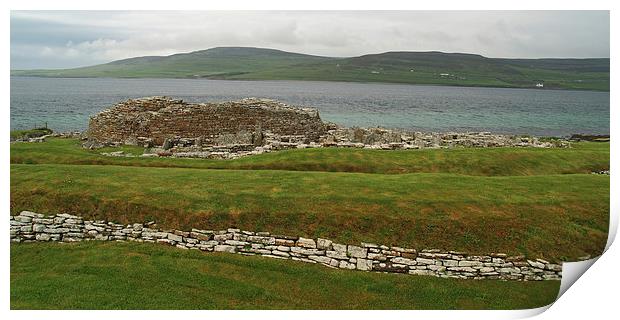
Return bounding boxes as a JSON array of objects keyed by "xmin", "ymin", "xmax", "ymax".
[
  {"xmin": 10, "ymin": 242, "xmax": 560, "ymax": 310},
  {"xmin": 10, "ymin": 138, "xmax": 610, "ymax": 175},
  {"xmin": 11, "ymin": 47, "xmax": 610, "ymax": 91},
  {"xmin": 9, "ymin": 127, "xmax": 52, "ymax": 140},
  {"xmin": 10, "ymin": 139, "xmax": 610, "ymax": 261}
]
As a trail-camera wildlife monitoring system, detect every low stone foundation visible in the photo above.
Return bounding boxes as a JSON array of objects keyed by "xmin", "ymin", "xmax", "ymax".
[
  {"xmin": 10, "ymin": 211, "xmax": 562, "ymax": 281},
  {"xmin": 78, "ymin": 96, "xmax": 570, "ymax": 160}
]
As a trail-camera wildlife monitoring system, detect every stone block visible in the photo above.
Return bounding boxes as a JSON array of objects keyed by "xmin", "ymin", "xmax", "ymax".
[
  {"xmin": 296, "ymin": 237, "xmax": 316, "ymax": 248},
  {"xmin": 214, "ymin": 245, "xmax": 236, "ymax": 253},
  {"xmin": 19, "ymin": 211, "xmax": 44, "ymax": 218},
  {"xmin": 316, "ymin": 238, "xmax": 332, "ymax": 250},
  {"xmin": 347, "ymin": 245, "xmax": 367, "ymax": 258},
  {"xmin": 458, "ymin": 260, "xmax": 483, "ymax": 267},
  {"xmin": 356, "ymin": 258, "xmax": 373, "ymax": 271},
  {"xmin": 391, "ymin": 257, "xmax": 416, "ymax": 265}
]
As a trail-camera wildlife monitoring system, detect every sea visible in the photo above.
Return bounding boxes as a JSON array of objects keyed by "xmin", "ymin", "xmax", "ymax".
[{"xmin": 10, "ymin": 76, "xmax": 610, "ymax": 137}]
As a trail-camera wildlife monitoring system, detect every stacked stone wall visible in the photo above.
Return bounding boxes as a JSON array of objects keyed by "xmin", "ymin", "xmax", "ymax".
[{"xmin": 11, "ymin": 211, "xmax": 562, "ymax": 281}]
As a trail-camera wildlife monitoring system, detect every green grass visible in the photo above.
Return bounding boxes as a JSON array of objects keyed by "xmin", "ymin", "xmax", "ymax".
[
  {"xmin": 10, "ymin": 127, "xmax": 53, "ymax": 140},
  {"xmin": 10, "ymin": 161, "xmax": 609, "ymax": 261},
  {"xmin": 11, "ymin": 47, "xmax": 610, "ymax": 91},
  {"xmin": 10, "ymin": 241, "xmax": 560, "ymax": 309},
  {"xmin": 10, "ymin": 138, "xmax": 610, "ymax": 175}
]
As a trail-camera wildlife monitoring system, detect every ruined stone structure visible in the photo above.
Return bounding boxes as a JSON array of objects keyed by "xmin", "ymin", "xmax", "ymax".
[
  {"xmin": 11, "ymin": 211, "xmax": 563, "ymax": 281},
  {"xmin": 84, "ymin": 96, "xmax": 569, "ymax": 159},
  {"xmin": 87, "ymin": 97, "xmax": 329, "ymax": 146}
]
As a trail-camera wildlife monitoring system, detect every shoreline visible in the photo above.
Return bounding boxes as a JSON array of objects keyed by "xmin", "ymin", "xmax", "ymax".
[{"xmin": 9, "ymin": 75, "xmax": 610, "ymax": 93}]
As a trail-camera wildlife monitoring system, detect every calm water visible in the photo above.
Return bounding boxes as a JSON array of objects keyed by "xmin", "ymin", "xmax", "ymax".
[{"xmin": 10, "ymin": 76, "xmax": 610, "ymax": 136}]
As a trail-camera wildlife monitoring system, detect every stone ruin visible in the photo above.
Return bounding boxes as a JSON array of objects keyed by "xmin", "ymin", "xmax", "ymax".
[
  {"xmin": 86, "ymin": 96, "xmax": 329, "ymax": 148},
  {"xmin": 85, "ymin": 96, "xmax": 569, "ymax": 159}
]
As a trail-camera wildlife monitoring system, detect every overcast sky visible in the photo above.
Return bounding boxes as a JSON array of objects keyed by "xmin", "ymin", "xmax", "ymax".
[{"xmin": 11, "ymin": 10, "xmax": 610, "ymax": 69}]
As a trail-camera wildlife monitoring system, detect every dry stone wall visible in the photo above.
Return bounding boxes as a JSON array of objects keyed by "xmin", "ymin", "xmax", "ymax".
[
  {"xmin": 87, "ymin": 97, "xmax": 328, "ymax": 146},
  {"xmin": 11, "ymin": 211, "xmax": 562, "ymax": 281}
]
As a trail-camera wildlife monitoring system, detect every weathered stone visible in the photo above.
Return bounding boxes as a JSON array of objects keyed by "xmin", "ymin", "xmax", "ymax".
[
  {"xmin": 43, "ymin": 228, "xmax": 70, "ymax": 234},
  {"xmin": 527, "ymin": 260, "xmax": 546, "ymax": 269},
  {"xmin": 428, "ymin": 265, "xmax": 447, "ymax": 272},
  {"xmin": 391, "ymin": 257, "xmax": 416, "ymax": 266},
  {"xmin": 392, "ymin": 247, "xmax": 417, "ymax": 254},
  {"xmin": 14, "ymin": 216, "xmax": 32, "ymax": 223},
  {"xmin": 225, "ymin": 240, "xmax": 249, "ymax": 246},
  {"xmin": 499, "ymin": 267, "xmax": 521, "ymax": 274},
  {"xmin": 326, "ymin": 250, "xmax": 348, "ymax": 260},
  {"xmin": 214, "ymin": 245, "xmax": 236, "ymax": 253},
  {"xmin": 447, "ymin": 266, "xmax": 476, "ymax": 273},
  {"xmin": 409, "ymin": 269, "xmax": 435, "ymax": 276},
  {"xmin": 296, "ymin": 237, "xmax": 317, "ymax": 249},
  {"xmin": 271, "ymin": 250, "xmax": 290, "ymax": 257},
  {"xmin": 442, "ymin": 259, "xmax": 458, "ymax": 267},
  {"xmin": 356, "ymin": 258, "xmax": 373, "ymax": 271},
  {"xmin": 316, "ymin": 238, "xmax": 332, "ymax": 250},
  {"xmin": 415, "ymin": 257, "xmax": 435, "ymax": 265},
  {"xmin": 309, "ymin": 255, "xmax": 332, "ymax": 264},
  {"xmin": 213, "ymin": 233, "xmax": 233, "ymax": 241},
  {"xmin": 247, "ymin": 236, "xmax": 276, "ymax": 245},
  {"xmin": 347, "ymin": 245, "xmax": 367, "ymax": 258},
  {"xmin": 35, "ymin": 233, "xmax": 51, "ymax": 241},
  {"xmin": 368, "ymin": 252, "xmax": 387, "ymax": 261},
  {"xmin": 185, "ymin": 238, "xmax": 199, "ymax": 244},
  {"xmin": 190, "ymin": 232, "xmax": 212, "ymax": 241},
  {"xmin": 339, "ymin": 261, "xmax": 356, "ymax": 270},
  {"xmin": 275, "ymin": 238, "xmax": 295, "ymax": 246},
  {"xmin": 33, "ymin": 218, "xmax": 54, "ymax": 224},
  {"xmin": 332, "ymin": 243, "xmax": 347, "ymax": 253},
  {"xmin": 361, "ymin": 242, "xmax": 379, "ymax": 248},
  {"xmin": 458, "ymin": 260, "xmax": 483, "ymax": 267},
  {"xmin": 19, "ymin": 211, "xmax": 44, "ymax": 218},
  {"xmin": 290, "ymin": 247, "xmax": 325, "ymax": 256}
]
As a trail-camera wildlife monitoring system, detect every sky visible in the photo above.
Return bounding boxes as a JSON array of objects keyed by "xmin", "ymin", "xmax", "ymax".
[{"xmin": 10, "ymin": 10, "xmax": 610, "ymax": 69}]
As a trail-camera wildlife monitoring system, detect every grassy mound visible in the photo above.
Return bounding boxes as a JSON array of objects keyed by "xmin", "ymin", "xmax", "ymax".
[
  {"xmin": 10, "ymin": 128, "xmax": 53, "ymax": 140},
  {"xmin": 10, "ymin": 242, "xmax": 560, "ymax": 310},
  {"xmin": 10, "ymin": 138, "xmax": 610, "ymax": 175},
  {"xmin": 10, "ymin": 163, "xmax": 608, "ymax": 260}
]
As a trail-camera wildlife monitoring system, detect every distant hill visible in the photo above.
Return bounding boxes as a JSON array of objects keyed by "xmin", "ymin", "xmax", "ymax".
[{"xmin": 11, "ymin": 46, "xmax": 610, "ymax": 91}]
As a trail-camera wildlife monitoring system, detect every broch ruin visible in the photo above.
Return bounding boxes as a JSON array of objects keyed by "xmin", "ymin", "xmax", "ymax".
[{"xmin": 84, "ymin": 96, "xmax": 569, "ymax": 159}]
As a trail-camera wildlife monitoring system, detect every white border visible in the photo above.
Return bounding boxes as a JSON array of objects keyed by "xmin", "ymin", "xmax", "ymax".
[{"xmin": 3, "ymin": 1, "xmax": 616, "ymax": 319}]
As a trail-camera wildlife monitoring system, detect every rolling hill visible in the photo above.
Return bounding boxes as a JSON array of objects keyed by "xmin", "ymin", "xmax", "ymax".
[{"xmin": 11, "ymin": 46, "xmax": 610, "ymax": 91}]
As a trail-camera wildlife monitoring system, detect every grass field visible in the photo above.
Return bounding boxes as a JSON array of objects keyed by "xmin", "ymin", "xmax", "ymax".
[
  {"xmin": 10, "ymin": 241, "xmax": 560, "ymax": 310},
  {"xmin": 10, "ymin": 138, "xmax": 610, "ymax": 261},
  {"xmin": 10, "ymin": 138, "xmax": 610, "ymax": 175}
]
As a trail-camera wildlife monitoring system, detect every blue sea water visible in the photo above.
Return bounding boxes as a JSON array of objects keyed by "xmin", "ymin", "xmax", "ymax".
[{"xmin": 10, "ymin": 76, "xmax": 610, "ymax": 136}]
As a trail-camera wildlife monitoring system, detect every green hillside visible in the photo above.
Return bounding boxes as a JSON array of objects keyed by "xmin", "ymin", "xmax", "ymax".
[{"xmin": 11, "ymin": 47, "xmax": 610, "ymax": 91}]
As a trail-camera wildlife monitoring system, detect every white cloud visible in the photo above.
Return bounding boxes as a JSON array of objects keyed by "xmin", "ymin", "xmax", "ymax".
[{"xmin": 10, "ymin": 10, "xmax": 610, "ymax": 69}]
